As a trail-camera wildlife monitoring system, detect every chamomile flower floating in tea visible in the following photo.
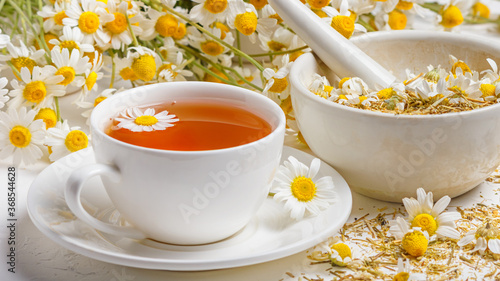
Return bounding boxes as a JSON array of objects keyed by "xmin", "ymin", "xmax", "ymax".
[
  {"xmin": 0, "ymin": 107, "xmax": 46, "ymax": 166},
  {"xmin": 271, "ymin": 155, "xmax": 337, "ymax": 220},
  {"xmin": 457, "ymin": 222, "xmax": 500, "ymax": 255},
  {"xmin": 44, "ymin": 120, "xmax": 89, "ymax": 162},
  {"xmin": 114, "ymin": 107, "xmax": 179, "ymax": 132}
]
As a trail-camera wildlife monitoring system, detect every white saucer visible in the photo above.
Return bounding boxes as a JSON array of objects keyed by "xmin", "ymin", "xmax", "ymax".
[{"xmin": 27, "ymin": 146, "xmax": 352, "ymax": 271}]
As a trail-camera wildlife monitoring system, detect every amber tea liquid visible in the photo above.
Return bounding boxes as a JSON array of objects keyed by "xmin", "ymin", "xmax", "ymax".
[{"xmin": 106, "ymin": 99, "xmax": 273, "ymax": 151}]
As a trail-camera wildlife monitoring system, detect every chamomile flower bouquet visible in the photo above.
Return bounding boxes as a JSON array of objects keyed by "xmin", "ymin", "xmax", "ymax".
[{"xmin": 0, "ymin": 0, "xmax": 496, "ymax": 166}]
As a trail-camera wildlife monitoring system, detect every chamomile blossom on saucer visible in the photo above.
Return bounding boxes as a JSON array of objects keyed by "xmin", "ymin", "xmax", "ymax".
[
  {"xmin": 398, "ymin": 187, "xmax": 461, "ymax": 240},
  {"xmin": 271, "ymin": 155, "xmax": 337, "ymax": 220},
  {"xmin": 457, "ymin": 223, "xmax": 500, "ymax": 254},
  {"xmin": 115, "ymin": 107, "xmax": 179, "ymax": 132},
  {"xmin": 0, "ymin": 107, "xmax": 46, "ymax": 166},
  {"xmin": 44, "ymin": 120, "xmax": 89, "ymax": 162}
]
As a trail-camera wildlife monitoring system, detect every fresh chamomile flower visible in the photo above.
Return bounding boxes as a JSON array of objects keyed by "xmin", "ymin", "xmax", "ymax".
[
  {"xmin": 0, "ymin": 77, "xmax": 9, "ymax": 109},
  {"xmin": 322, "ymin": 0, "xmax": 366, "ymax": 39},
  {"xmin": 415, "ymin": 77, "xmax": 450, "ymax": 101},
  {"xmin": 0, "ymin": 107, "xmax": 46, "ymax": 166},
  {"xmin": 227, "ymin": 0, "xmax": 277, "ymax": 43},
  {"xmin": 49, "ymin": 26, "xmax": 95, "ymax": 54},
  {"xmin": 374, "ymin": 8, "xmax": 409, "ymax": 31},
  {"xmin": 127, "ymin": 46, "xmax": 162, "ymax": 82},
  {"xmin": 63, "ymin": 0, "xmax": 114, "ymax": 46},
  {"xmin": 258, "ymin": 26, "xmax": 294, "ymax": 52},
  {"xmin": 158, "ymin": 37, "xmax": 182, "ymax": 63},
  {"xmin": 190, "ymin": 0, "xmax": 232, "ymax": 27},
  {"xmin": 101, "ymin": 0, "xmax": 142, "ymax": 50},
  {"xmin": 309, "ymin": 237, "xmax": 353, "ymax": 267},
  {"xmin": 34, "ymin": 108, "xmax": 58, "ymax": 129},
  {"xmin": 400, "ymin": 187, "xmax": 461, "ymax": 240},
  {"xmin": 332, "ymin": 0, "xmax": 376, "ymax": 19},
  {"xmin": 188, "ymin": 26, "xmax": 234, "ymax": 67},
  {"xmin": 8, "ymin": 66, "xmax": 65, "ymax": 110},
  {"xmin": 115, "ymin": 56, "xmax": 137, "ymax": 82},
  {"xmin": 82, "ymin": 50, "xmax": 105, "ymax": 95},
  {"xmin": 393, "ymin": 258, "xmax": 427, "ymax": 281},
  {"xmin": 471, "ymin": 1, "xmax": 490, "ymax": 18},
  {"xmin": 262, "ymin": 55, "xmax": 293, "ymax": 103},
  {"xmin": 0, "ymin": 41, "xmax": 45, "ymax": 74},
  {"xmin": 457, "ymin": 223, "xmax": 500, "ymax": 254},
  {"xmin": 139, "ymin": 7, "xmax": 183, "ymax": 41},
  {"xmin": 261, "ymin": 4, "xmax": 283, "ymax": 24},
  {"xmin": 449, "ymin": 54, "xmax": 472, "ymax": 75},
  {"xmin": 389, "ymin": 217, "xmax": 430, "ymax": 257},
  {"xmin": 338, "ymin": 76, "xmax": 369, "ymax": 96},
  {"xmin": 271, "ymin": 155, "xmax": 337, "ymax": 220},
  {"xmin": 37, "ymin": 1, "xmax": 69, "ymax": 33},
  {"xmin": 51, "ymin": 46, "xmax": 91, "ymax": 88},
  {"xmin": 76, "ymin": 88, "xmax": 118, "ymax": 125},
  {"xmin": 309, "ymin": 73, "xmax": 334, "ymax": 99},
  {"xmin": 44, "ymin": 120, "xmax": 89, "ymax": 162},
  {"xmin": 157, "ymin": 52, "xmax": 193, "ymax": 82},
  {"xmin": 114, "ymin": 107, "xmax": 179, "ymax": 132},
  {"xmin": 438, "ymin": 0, "xmax": 473, "ymax": 30}
]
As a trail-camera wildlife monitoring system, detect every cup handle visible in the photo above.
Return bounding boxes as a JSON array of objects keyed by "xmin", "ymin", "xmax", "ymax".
[{"xmin": 65, "ymin": 163, "xmax": 146, "ymax": 240}]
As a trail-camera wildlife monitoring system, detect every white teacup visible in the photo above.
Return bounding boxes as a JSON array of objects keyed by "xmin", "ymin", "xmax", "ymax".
[{"xmin": 65, "ymin": 82, "xmax": 286, "ymax": 245}]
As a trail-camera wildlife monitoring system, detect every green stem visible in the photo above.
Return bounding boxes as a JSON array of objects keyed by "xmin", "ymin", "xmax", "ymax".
[
  {"xmin": 250, "ymin": 46, "xmax": 309, "ymax": 57},
  {"xmin": 26, "ymin": 0, "xmax": 32, "ymax": 19},
  {"xmin": 6, "ymin": 61, "xmax": 20, "ymax": 78},
  {"xmin": 357, "ymin": 18, "xmax": 376, "ymax": 32},
  {"xmin": 54, "ymin": 97, "xmax": 62, "ymax": 122},
  {"xmin": 421, "ymin": 2, "xmax": 441, "ymax": 13},
  {"xmin": 126, "ymin": 14, "xmax": 139, "ymax": 47},
  {"xmin": 0, "ymin": 0, "xmax": 7, "ymax": 14},
  {"xmin": 236, "ymin": 30, "xmax": 243, "ymax": 68},
  {"xmin": 160, "ymin": 3, "xmax": 265, "ymax": 72}
]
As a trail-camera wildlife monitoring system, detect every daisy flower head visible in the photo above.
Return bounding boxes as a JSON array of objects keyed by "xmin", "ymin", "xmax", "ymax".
[
  {"xmin": 190, "ymin": 0, "xmax": 232, "ymax": 27},
  {"xmin": 115, "ymin": 56, "xmax": 138, "ymax": 82},
  {"xmin": 158, "ymin": 37, "xmax": 182, "ymax": 63},
  {"xmin": 457, "ymin": 222, "xmax": 500, "ymax": 255},
  {"xmin": 446, "ymin": 71, "xmax": 482, "ymax": 103},
  {"xmin": 401, "ymin": 187, "xmax": 461, "ymax": 240},
  {"xmin": 127, "ymin": 46, "xmax": 162, "ymax": 82},
  {"xmin": 101, "ymin": 0, "xmax": 142, "ymax": 50},
  {"xmin": 0, "ymin": 41, "xmax": 45, "ymax": 74},
  {"xmin": 261, "ymin": 4, "xmax": 283, "ymax": 24},
  {"xmin": 374, "ymin": 8, "xmax": 409, "ymax": 31},
  {"xmin": 34, "ymin": 108, "xmax": 58, "ymax": 129},
  {"xmin": 44, "ymin": 120, "xmax": 90, "ymax": 162},
  {"xmin": 389, "ymin": 217, "xmax": 430, "ymax": 257},
  {"xmin": 309, "ymin": 237, "xmax": 353, "ymax": 267},
  {"xmin": 37, "ymin": 1, "xmax": 70, "ymax": 33},
  {"xmin": 76, "ymin": 88, "xmax": 118, "ymax": 125},
  {"xmin": 157, "ymin": 52, "xmax": 193, "ymax": 82},
  {"xmin": 258, "ymin": 26, "xmax": 294, "ymax": 52},
  {"xmin": 322, "ymin": 0, "xmax": 366, "ymax": 39},
  {"xmin": 415, "ymin": 77, "xmax": 450, "ymax": 101},
  {"xmin": 262, "ymin": 56, "xmax": 292, "ymax": 104},
  {"xmin": 271, "ymin": 155, "xmax": 337, "ymax": 220},
  {"xmin": 82, "ymin": 50, "xmax": 105, "ymax": 95},
  {"xmin": 63, "ymin": 0, "xmax": 114, "ymax": 46},
  {"xmin": 0, "ymin": 77, "xmax": 9, "ymax": 109},
  {"xmin": 49, "ymin": 26, "xmax": 95, "ymax": 54},
  {"xmin": 393, "ymin": 258, "xmax": 427, "ymax": 281},
  {"xmin": 438, "ymin": 0, "xmax": 473, "ymax": 30},
  {"xmin": 306, "ymin": 0, "xmax": 331, "ymax": 10},
  {"xmin": 471, "ymin": 1, "xmax": 490, "ymax": 19},
  {"xmin": 227, "ymin": 0, "xmax": 277, "ymax": 44},
  {"xmin": 8, "ymin": 66, "xmax": 66, "ymax": 110},
  {"xmin": 309, "ymin": 73, "xmax": 334, "ymax": 99},
  {"xmin": 187, "ymin": 26, "xmax": 234, "ymax": 67},
  {"xmin": 114, "ymin": 107, "xmax": 179, "ymax": 132},
  {"xmin": 139, "ymin": 7, "xmax": 181, "ymax": 41},
  {"xmin": 0, "ymin": 107, "xmax": 46, "ymax": 166},
  {"xmin": 51, "ymin": 46, "xmax": 91, "ymax": 88},
  {"xmin": 338, "ymin": 76, "xmax": 369, "ymax": 96}
]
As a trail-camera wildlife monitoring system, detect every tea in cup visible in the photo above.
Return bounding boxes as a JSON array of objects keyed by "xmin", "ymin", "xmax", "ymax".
[{"xmin": 65, "ymin": 82, "xmax": 286, "ymax": 245}]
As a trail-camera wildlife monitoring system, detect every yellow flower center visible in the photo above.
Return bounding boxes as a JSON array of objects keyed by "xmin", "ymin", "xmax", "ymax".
[
  {"xmin": 249, "ymin": 0, "xmax": 268, "ymax": 10},
  {"xmin": 60, "ymin": 40, "xmax": 80, "ymax": 52},
  {"xmin": 235, "ymin": 12, "xmax": 258, "ymax": 36},
  {"xmin": 306, "ymin": 0, "xmax": 330, "ymax": 10},
  {"xmin": 349, "ymin": 10, "xmax": 357, "ymax": 22},
  {"xmin": 338, "ymin": 94, "xmax": 347, "ymax": 100},
  {"xmin": 331, "ymin": 15, "xmax": 355, "ymax": 39},
  {"xmin": 11, "ymin": 57, "xmax": 37, "ymax": 73},
  {"xmin": 106, "ymin": 12, "xmax": 128, "ymax": 34},
  {"xmin": 388, "ymin": 10, "xmax": 407, "ymax": 30},
  {"xmin": 23, "ymin": 81, "xmax": 47, "ymax": 104},
  {"xmin": 65, "ymin": 130, "xmax": 89, "ymax": 152},
  {"xmin": 330, "ymin": 243, "xmax": 352, "ymax": 266},
  {"xmin": 135, "ymin": 115, "xmax": 158, "ymax": 126},
  {"xmin": 78, "ymin": 11, "xmax": 101, "ymax": 34},
  {"xmin": 289, "ymin": 51, "xmax": 304, "ymax": 62},
  {"xmin": 480, "ymin": 83, "xmax": 496, "ymax": 97},
  {"xmin": 269, "ymin": 13, "xmax": 283, "ymax": 24},
  {"xmin": 55, "ymin": 66, "xmax": 76, "ymax": 86},
  {"xmin": 35, "ymin": 108, "xmax": 57, "ymax": 129},
  {"xmin": 290, "ymin": 176, "xmax": 316, "ymax": 202},
  {"xmin": 396, "ymin": 0, "xmax": 413, "ymax": 10},
  {"xmin": 203, "ymin": 0, "xmax": 228, "ymax": 14},
  {"xmin": 472, "ymin": 2, "xmax": 490, "ymax": 18},
  {"xmin": 54, "ymin": 11, "xmax": 67, "ymax": 26},
  {"xmin": 200, "ymin": 40, "xmax": 225, "ymax": 56},
  {"xmin": 424, "ymin": 68, "xmax": 440, "ymax": 83},
  {"xmin": 203, "ymin": 67, "xmax": 228, "ymax": 83},
  {"xmin": 155, "ymin": 14, "xmax": 178, "ymax": 37},
  {"xmin": 269, "ymin": 77, "xmax": 288, "ymax": 93},
  {"xmin": 358, "ymin": 96, "xmax": 368, "ymax": 103},
  {"xmin": 402, "ymin": 230, "xmax": 428, "ymax": 257},
  {"xmin": 119, "ymin": 67, "xmax": 138, "ymax": 81},
  {"xmin": 131, "ymin": 54, "xmax": 156, "ymax": 81},
  {"xmin": 440, "ymin": 5, "xmax": 463, "ymax": 29},
  {"xmin": 338, "ymin": 77, "xmax": 350, "ymax": 88},
  {"xmin": 312, "ymin": 8, "xmax": 328, "ymax": 18},
  {"xmin": 451, "ymin": 61, "xmax": 471, "ymax": 75},
  {"xmin": 377, "ymin": 88, "xmax": 396, "ymax": 100},
  {"xmin": 212, "ymin": 22, "xmax": 230, "ymax": 39},
  {"xmin": 173, "ymin": 22, "xmax": 187, "ymax": 40},
  {"xmin": 157, "ymin": 63, "xmax": 178, "ymax": 78},
  {"xmin": 393, "ymin": 272, "xmax": 410, "ymax": 281},
  {"xmin": 83, "ymin": 71, "xmax": 97, "ymax": 90},
  {"xmin": 411, "ymin": 213, "xmax": 438, "ymax": 235},
  {"xmin": 267, "ymin": 40, "xmax": 287, "ymax": 51},
  {"xmin": 9, "ymin": 125, "xmax": 32, "ymax": 148},
  {"xmin": 94, "ymin": 96, "xmax": 107, "ymax": 107},
  {"xmin": 280, "ymin": 95, "xmax": 293, "ymax": 114}
]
